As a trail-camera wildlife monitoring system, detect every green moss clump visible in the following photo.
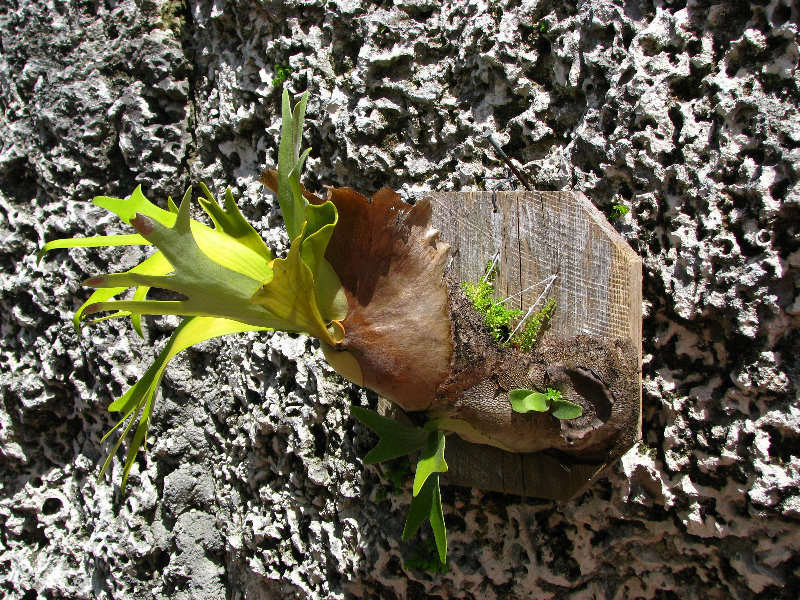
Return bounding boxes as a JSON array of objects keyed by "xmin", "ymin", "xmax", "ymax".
[
  {"xmin": 462, "ymin": 261, "xmax": 555, "ymax": 351},
  {"xmin": 461, "ymin": 262, "xmax": 522, "ymax": 344},
  {"xmin": 404, "ymin": 536, "xmax": 451, "ymax": 574},
  {"xmin": 273, "ymin": 63, "xmax": 292, "ymax": 87},
  {"xmin": 511, "ymin": 296, "xmax": 556, "ymax": 351}
]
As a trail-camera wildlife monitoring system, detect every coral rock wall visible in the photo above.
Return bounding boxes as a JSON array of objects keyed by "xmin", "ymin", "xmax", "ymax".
[{"xmin": 1, "ymin": 0, "xmax": 798, "ymax": 598}]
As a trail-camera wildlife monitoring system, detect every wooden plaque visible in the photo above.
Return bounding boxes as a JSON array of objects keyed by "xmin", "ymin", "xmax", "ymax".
[{"xmin": 403, "ymin": 190, "xmax": 642, "ymax": 500}]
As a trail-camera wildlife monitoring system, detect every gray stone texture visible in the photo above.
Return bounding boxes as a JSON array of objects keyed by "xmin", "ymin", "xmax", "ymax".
[{"xmin": 1, "ymin": 0, "xmax": 798, "ymax": 597}]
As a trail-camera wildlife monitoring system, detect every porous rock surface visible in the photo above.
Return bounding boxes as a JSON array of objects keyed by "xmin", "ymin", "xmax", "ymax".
[{"xmin": 1, "ymin": 0, "xmax": 798, "ymax": 598}]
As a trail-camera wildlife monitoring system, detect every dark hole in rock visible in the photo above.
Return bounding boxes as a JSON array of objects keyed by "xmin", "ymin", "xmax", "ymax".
[
  {"xmin": 716, "ymin": 237, "xmax": 735, "ymax": 255},
  {"xmin": 42, "ymin": 498, "xmax": 62, "ymax": 516},
  {"xmin": 771, "ymin": 178, "xmax": 790, "ymax": 202},
  {"xmin": 765, "ymin": 426, "xmax": 800, "ymax": 464},
  {"xmin": 772, "ymin": 3, "xmax": 791, "ymax": 26},
  {"xmin": 619, "ymin": 181, "xmax": 633, "ymax": 200},
  {"xmin": 311, "ymin": 423, "xmax": 327, "ymax": 458}
]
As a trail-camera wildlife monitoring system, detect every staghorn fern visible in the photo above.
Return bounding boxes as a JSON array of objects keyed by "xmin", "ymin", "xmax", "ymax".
[
  {"xmin": 39, "ymin": 91, "xmax": 345, "ymax": 488},
  {"xmin": 40, "ymin": 91, "xmax": 638, "ymax": 566}
]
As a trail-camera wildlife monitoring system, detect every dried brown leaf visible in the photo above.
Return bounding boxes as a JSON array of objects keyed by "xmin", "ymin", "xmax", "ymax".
[{"xmin": 323, "ymin": 187, "xmax": 452, "ymax": 411}]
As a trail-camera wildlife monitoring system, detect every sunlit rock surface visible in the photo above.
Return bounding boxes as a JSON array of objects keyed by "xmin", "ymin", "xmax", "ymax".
[{"xmin": 1, "ymin": 0, "xmax": 798, "ymax": 598}]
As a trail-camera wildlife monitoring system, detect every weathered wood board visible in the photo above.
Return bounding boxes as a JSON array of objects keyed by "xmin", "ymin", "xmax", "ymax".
[{"xmin": 420, "ymin": 190, "xmax": 642, "ymax": 500}]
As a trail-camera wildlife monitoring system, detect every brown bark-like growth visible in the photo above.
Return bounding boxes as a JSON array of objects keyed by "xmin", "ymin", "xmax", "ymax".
[{"xmin": 430, "ymin": 273, "xmax": 639, "ymax": 456}]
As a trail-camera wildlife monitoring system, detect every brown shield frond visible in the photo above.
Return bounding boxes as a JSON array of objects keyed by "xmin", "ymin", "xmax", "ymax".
[{"xmin": 323, "ymin": 187, "xmax": 452, "ymax": 412}]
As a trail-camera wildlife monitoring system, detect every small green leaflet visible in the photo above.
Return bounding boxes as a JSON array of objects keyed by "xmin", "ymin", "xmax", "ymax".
[
  {"xmin": 508, "ymin": 389, "xmax": 549, "ymax": 412},
  {"xmin": 349, "ymin": 406, "xmax": 428, "ymax": 464},
  {"xmin": 550, "ymin": 399, "xmax": 584, "ymax": 420},
  {"xmin": 403, "ymin": 473, "xmax": 447, "ymax": 564},
  {"xmin": 351, "ymin": 407, "xmax": 448, "ymax": 564},
  {"xmin": 508, "ymin": 387, "xmax": 583, "ymax": 419},
  {"xmin": 412, "ymin": 430, "xmax": 448, "ymax": 496}
]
